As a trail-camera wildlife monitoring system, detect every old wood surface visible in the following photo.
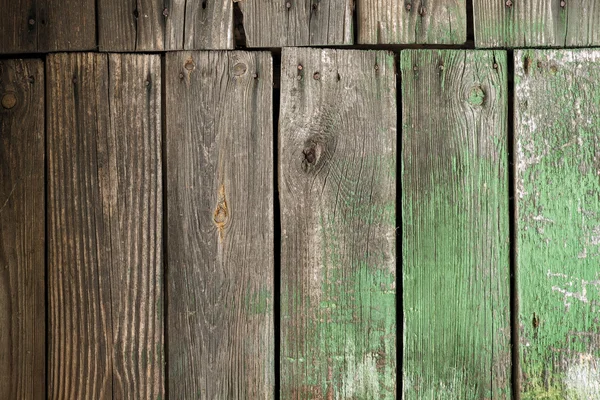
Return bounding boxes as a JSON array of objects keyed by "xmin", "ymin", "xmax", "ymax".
[
  {"xmin": 47, "ymin": 53, "xmax": 163, "ymax": 399},
  {"xmin": 0, "ymin": 59, "xmax": 45, "ymax": 399},
  {"xmin": 474, "ymin": 1, "xmax": 600, "ymax": 48},
  {"xmin": 401, "ymin": 50, "xmax": 511, "ymax": 399},
  {"xmin": 358, "ymin": 0, "xmax": 466, "ymax": 44},
  {"xmin": 515, "ymin": 49, "xmax": 600, "ymax": 399},
  {"xmin": 166, "ymin": 51, "xmax": 274, "ymax": 399},
  {"xmin": 279, "ymin": 48, "xmax": 396, "ymax": 399},
  {"xmin": 238, "ymin": 1, "xmax": 352, "ymax": 47}
]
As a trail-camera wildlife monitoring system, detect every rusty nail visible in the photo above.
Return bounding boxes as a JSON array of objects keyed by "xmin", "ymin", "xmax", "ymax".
[
  {"xmin": 413, "ymin": 65, "xmax": 418, "ymax": 71},
  {"xmin": 493, "ymin": 63, "xmax": 498, "ymax": 69},
  {"xmin": 375, "ymin": 64, "xmax": 379, "ymax": 71},
  {"xmin": 313, "ymin": 72, "xmax": 321, "ymax": 80},
  {"xmin": 163, "ymin": 8, "xmax": 169, "ymax": 17},
  {"xmin": 560, "ymin": 0, "xmax": 566, "ymax": 7},
  {"xmin": 311, "ymin": 3, "xmax": 318, "ymax": 10},
  {"xmin": 419, "ymin": 6, "xmax": 426, "ymax": 16},
  {"xmin": 439, "ymin": 64, "xmax": 444, "ymax": 71},
  {"xmin": 72, "ymin": 77, "xmax": 78, "ymax": 84},
  {"xmin": 505, "ymin": 0, "xmax": 512, "ymax": 7},
  {"xmin": 405, "ymin": 3, "xmax": 412, "ymax": 11},
  {"xmin": 2, "ymin": 93, "xmax": 17, "ymax": 109},
  {"xmin": 28, "ymin": 75, "xmax": 35, "ymax": 83},
  {"xmin": 253, "ymin": 73, "xmax": 258, "ymax": 79},
  {"xmin": 179, "ymin": 72, "xmax": 185, "ymax": 79},
  {"xmin": 145, "ymin": 80, "xmax": 151, "ymax": 86},
  {"xmin": 28, "ymin": 18, "xmax": 35, "ymax": 25},
  {"xmin": 297, "ymin": 64, "xmax": 303, "ymax": 71},
  {"xmin": 286, "ymin": 2, "xmax": 292, "ymax": 8}
]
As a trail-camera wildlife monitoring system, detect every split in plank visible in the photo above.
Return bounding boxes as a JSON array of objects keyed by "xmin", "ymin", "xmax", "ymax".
[
  {"xmin": 401, "ymin": 49, "xmax": 511, "ymax": 399},
  {"xmin": 47, "ymin": 53, "xmax": 164, "ymax": 399},
  {"xmin": 0, "ymin": 59, "xmax": 45, "ymax": 400},
  {"xmin": 166, "ymin": 51, "xmax": 274, "ymax": 399},
  {"xmin": 515, "ymin": 49, "xmax": 600, "ymax": 399},
  {"xmin": 279, "ymin": 47, "xmax": 397, "ymax": 399}
]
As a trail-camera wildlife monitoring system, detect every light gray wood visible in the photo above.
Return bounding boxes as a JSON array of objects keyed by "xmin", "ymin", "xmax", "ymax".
[
  {"xmin": 166, "ymin": 51, "xmax": 274, "ymax": 399},
  {"xmin": 358, "ymin": 0, "xmax": 466, "ymax": 44},
  {"xmin": 47, "ymin": 53, "xmax": 163, "ymax": 399},
  {"xmin": 474, "ymin": 0, "xmax": 600, "ymax": 48},
  {"xmin": 238, "ymin": 0, "xmax": 352, "ymax": 47},
  {"xmin": 279, "ymin": 48, "xmax": 396, "ymax": 399},
  {"xmin": 0, "ymin": 59, "xmax": 45, "ymax": 399}
]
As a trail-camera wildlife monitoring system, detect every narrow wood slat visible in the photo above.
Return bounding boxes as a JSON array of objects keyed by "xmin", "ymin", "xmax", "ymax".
[
  {"xmin": 279, "ymin": 48, "xmax": 396, "ymax": 399},
  {"xmin": 47, "ymin": 53, "xmax": 163, "ymax": 399},
  {"xmin": 166, "ymin": 51, "xmax": 274, "ymax": 399},
  {"xmin": 238, "ymin": 1, "xmax": 352, "ymax": 47},
  {"xmin": 474, "ymin": 1, "xmax": 600, "ymax": 48},
  {"xmin": 401, "ymin": 50, "xmax": 511, "ymax": 399},
  {"xmin": 0, "ymin": 59, "xmax": 45, "ymax": 399},
  {"xmin": 358, "ymin": 0, "xmax": 466, "ymax": 44},
  {"xmin": 515, "ymin": 49, "xmax": 600, "ymax": 399}
]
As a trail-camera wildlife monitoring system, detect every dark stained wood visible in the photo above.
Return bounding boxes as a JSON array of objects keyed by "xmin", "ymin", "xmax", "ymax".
[
  {"xmin": 515, "ymin": 49, "xmax": 600, "ymax": 399},
  {"xmin": 279, "ymin": 48, "xmax": 396, "ymax": 399},
  {"xmin": 166, "ymin": 51, "xmax": 274, "ymax": 399},
  {"xmin": 238, "ymin": 0, "xmax": 352, "ymax": 47},
  {"xmin": 358, "ymin": 0, "xmax": 466, "ymax": 44},
  {"xmin": 47, "ymin": 53, "xmax": 163, "ymax": 399},
  {"xmin": 0, "ymin": 59, "xmax": 45, "ymax": 399},
  {"xmin": 401, "ymin": 49, "xmax": 511, "ymax": 399},
  {"xmin": 474, "ymin": 0, "xmax": 600, "ymax": 48},
  {"xmin": 0, "ymin": 0, "xmax": 37, "ymax": 53}
]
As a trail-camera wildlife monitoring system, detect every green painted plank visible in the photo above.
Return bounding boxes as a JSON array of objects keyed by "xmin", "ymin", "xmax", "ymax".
[
  {"xmin": 515, "ymin": 49, "xmax": 600, "ymax": 399},
  {"xmin": 474, "ymin": 1, "xmax": 600, "ymax": 48},
  {"xmin": 401, "ymin": 49, "xmax": 511, "ymax": 399},
  {"xmin": 279, "ymin": 48, "xmax": 397, "ymax": 399}
]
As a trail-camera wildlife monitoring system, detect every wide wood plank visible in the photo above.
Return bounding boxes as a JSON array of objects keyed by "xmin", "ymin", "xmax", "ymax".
[
  {"xmin": 279, "ymin": 48, "xmax": 396, "ymax": 399},
  {"xmin": 358, "ymin": 0, "xmax": 466, "ymax": 44},
  {"xmin": 238, "ymin": 1, "xmax": 352, "ymax": 47},
  {"xmin": 0, "ymin": 59, "xmax": 45, "ymax": 399},
  {"xmin": 47, "ymin": 53, "xmax": 163, "ymax": 399},
  {"xmin": 166, "ymin": 51, "xmax": 273, "ymax": 399},
  {"xmin": 474, "ymin": 1, "xmax": 600, "ymax": 48},
  {"xmin": 515, "ymin": 49, "xmax": 600, "ymax": 399},
  {"xmin": 401, "ymin": 50, "xmax": 511, "ymax": 399}
]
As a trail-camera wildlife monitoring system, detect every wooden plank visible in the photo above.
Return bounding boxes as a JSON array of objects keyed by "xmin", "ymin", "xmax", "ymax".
[
  {"xmin": 358, "ymin": 0, "xmax": 466, "ymax": 44},
  {"xmin": 238, "ymin": 1, "xmax": 352, "ymax": 47},
  {"xmin": 0, "ymin": 0, "xmax": 37, "ymax": 53},
  {"xmin": 401, "ymin": 49, "xmax": 511, "ymax": 399},
  {"xmin": 166, "ymin": 51, "xmax": 273, "ymax": 398},
  {"xmin": 47, "ymin": 53, "xmax": 163, "ymax": 399},
  {"xmin": 515, "ymin": 49, "xmax": 600, "ymax": 399},
  {"xmin": 474, "ymin": 1, "xmax": 600, "ymax": 48},
  {"xmin": 0, "ymin": 59, "xmax": 45, "ymax": 399},
  {"xmin": 279, "ymin": 48, "xmax": 396, "ymax": 399},
  {"xmin": 98, "ymin": 0, "xmax": 165, "ymax": 51}
]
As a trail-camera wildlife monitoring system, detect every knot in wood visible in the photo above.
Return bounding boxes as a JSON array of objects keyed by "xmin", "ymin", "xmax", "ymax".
[
  {"xmin": 1, "ymin": 93, "xmax": 17, "ymax": 109},
  {"xmin": 163, "ymin": 8, "xmax": 169, "ymax": 17},
  {"xmin": 560, "ymin": 0, "xmax": 566, "ymax": 7},
  {"xmin": 184, "ymin": 58, "xmax": 195, "ymax": 71},
  {"xmin": 467, "ymin": 86, "xmax": 485, "ymax": 106},
  {"xmin": 302, "ymin": 146, "xmax": 318, "ymax": 172},
  {"xmin": 233, "ymin": 63, "xmax": 247, "ymax": 76},
  {"xmin": 213, "ymin": 185, "xmax": 229, "ymax": 239},
  {"xmin": 505, "ymin": 0, "xmax": 513, "ymax": 7},
  {"xmin": 313, "ymin": 72, "xmax": 321, "ymax": 80}
]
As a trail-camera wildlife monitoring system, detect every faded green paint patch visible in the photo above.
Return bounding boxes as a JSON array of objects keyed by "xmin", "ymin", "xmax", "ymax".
[{"xmin": 245, "ymin": 288, "xmax": 272, "ymax": 315}]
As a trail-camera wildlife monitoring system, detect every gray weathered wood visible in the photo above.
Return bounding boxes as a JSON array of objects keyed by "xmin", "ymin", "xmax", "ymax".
[
  {"xmin": 358, "ymin": 0, "xmax": 466, "ymax": 44},
  {"xmin": 515, "ymin": 49, "xmax": 600, "ymax": 399},
  {"xmin": 0, "ymin": 59, "xmax": 45, "ymax": 400},
  {"xmin": 474, "ymin": 0, "xmax": 600, "ymax": 48},
  {"xmin": 401, "ymin": 49, "xmax": 511, "ymax": 399},
  {"xmin": 166, "ymin": 51, "xmax": 274, "ymax": 399},
  {"xmin": 238, "ymin": 0, "xmax": 352, "ymax": 47},
  {"xmin": 279, "ymin": 48, "xmax": 396, "ymax": 399},
  {"xmin": 47, "ymin": 53, "xmax": 163, "ymax": 399}
]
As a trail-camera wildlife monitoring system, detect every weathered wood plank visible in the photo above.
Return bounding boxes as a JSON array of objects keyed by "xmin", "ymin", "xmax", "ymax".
[
  {"xmin": 515, "ymin": 49, "xmax": 600, "ymax": 399},
  {"xmin": 0, "ymin": 59, "xmax": 45, "ymax": 399},
  {"xmin": 166, "ymin": 51, "xmax": 274, "ymax": 399},
  {"xmin": 279, "ymin": 48, "xmax": 396, "ymax": 399},
  {"xmin": 358, "ymin": 0, "xmax": 466, "ymax": 44},
  {"xmin": 401, "ymin": 49, "xmax": 511, "ymax": 399},
  {"xmin": 0, "ymin": 0, "xmax": 37, "ymax": 53},
  {"xmin": 47, "ymin": 53, "xmax": 163, "ymax": 399},
  {"xmin": 474, "ymin": 1, "xmax": 600, "ymax": 48},
  {"xmin": 238, "ymin": 1, "xmax": 352, "ymax": 47}
]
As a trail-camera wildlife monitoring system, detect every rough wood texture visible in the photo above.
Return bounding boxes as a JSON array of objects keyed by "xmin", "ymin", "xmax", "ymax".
[
  {"xmin": 515, "ymin": 49, "xmax": 600, "ymax": 399},
  {"xmin": 0, "ymin": 0, "xmax": 37, "ymax": 53},
  {"xmin": 47, "ymin": 53, "xmax": 163, "ymax": 399},
  {"xmin": 279, "ymin": 48, "xmax": 396, "ymax": 399},
  {"xmin": 401, "ymin": 50, "xmax": 511, "ymax": 399},
  {"xmin": 0, "ymin": 59, "xmax": 45, "ymax": 399},
  {"xmin": 238, "ymin": 0, "xmax": 352, "ymax": 47},
  {"xmin": 166, "ymin": 51, "xmax": 274, "ymax": 399},
  {"xmin": 474, "ymin": 1, "xmax": 600, "ymax": 48},
  {"xmin": 358, "ymin": 0, "xmax": 466, "ymax": 44}
]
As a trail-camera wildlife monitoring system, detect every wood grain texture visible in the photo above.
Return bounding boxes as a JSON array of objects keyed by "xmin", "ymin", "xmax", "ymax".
[
  {"xmin": 99, "ymin": 0, "xmax": 165, "ymax": 51},
  {"xmin": 474, "ymin": 0, "xmax": 600, "ymax": 48},
  {"xmin": 0, "ymin": 59, "xmax": 45, "ymax": 399},
  {"xmin": 279, "ymin": 48, "xmax": 396, "ymax": 399},
  {"xmin": 47, "ymin": 53, "xmax": 163, "ymax": 399},
  {"xmin": 0, "ymin": 0, "xmax": 37, "ymax": 53},
  {"xmin": 358, "ymin": 0, "xmax": 466, "ymax": 44},
  {"xmin": 166, "ymin": 51, "xmax": 274, "ymax": 399},
  {"xmin": 515, "ymin": 49, "xmax": 600, "ymax": 399},
  {"xmin": 401, "ymin": 50, "xmax": 511, "ymax": 399},
  {"xmin": 238, "ymin": 0, "xmax": 352, "ymax": 47}
]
